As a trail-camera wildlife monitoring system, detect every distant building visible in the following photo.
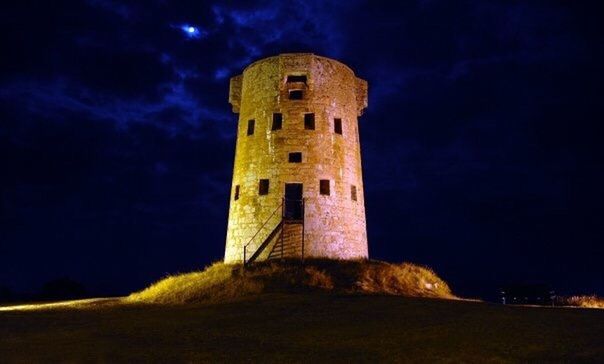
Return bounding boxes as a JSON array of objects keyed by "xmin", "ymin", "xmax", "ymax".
[
  {"xmin": 224, "ymin": 53, "xmax": 369, "ymax": 264},
  {"xmin": 500, "ymin": 284, "xmax": 555, "ymax": 306}
]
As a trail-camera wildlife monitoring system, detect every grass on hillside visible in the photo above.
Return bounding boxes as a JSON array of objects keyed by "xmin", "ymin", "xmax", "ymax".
[
  {"xmin": 561, "ymin": 295, "xmax": 604, "ymax": 309},
  {"xmin": 2, "ymin": 259, "xmax": 603, "ymax": 362},
  {"xmin": 127, "ymin": 259, "xmax": 455, "ymax": 304},
  {"xmin": 1, "ymin": 294, "xmax": 603, "ymax": 362}
]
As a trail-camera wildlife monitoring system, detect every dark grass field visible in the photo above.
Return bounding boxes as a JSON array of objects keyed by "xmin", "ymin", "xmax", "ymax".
[{"xmin": 1, "ymin": 294, "xmax": 603, "ymax": 363}]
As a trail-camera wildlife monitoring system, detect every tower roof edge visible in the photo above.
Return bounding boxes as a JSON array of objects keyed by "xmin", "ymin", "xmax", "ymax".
[{"xmin": 241, "ymin": 53, "xmax": 364, "ymax": 80}]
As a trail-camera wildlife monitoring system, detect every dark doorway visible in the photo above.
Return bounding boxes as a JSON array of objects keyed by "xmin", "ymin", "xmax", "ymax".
[{"xmin": 284, "ymin": 183, "xmax": 303, "ymax": 221}]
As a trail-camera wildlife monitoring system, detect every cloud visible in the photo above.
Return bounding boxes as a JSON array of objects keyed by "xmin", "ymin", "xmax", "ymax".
[
  {"xmin": 86, "ymin": 0, "xmax": 133, "ymax": 20},
  {"xmin": 1, "ymin": 0, "xmax": 367, "ymax": 143},
  {"xmin": 211, "ymin": 0, "xmax": 362, "ymax": 60},
  {"xmin": 0, "ymin": 75, "xmax": 232, "ymax": 139}
]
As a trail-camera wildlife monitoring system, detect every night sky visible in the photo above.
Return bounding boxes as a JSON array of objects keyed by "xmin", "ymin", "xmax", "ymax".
[{"xmin": 1, "ymin": 1, "xmax": 603, "ymax": 299}]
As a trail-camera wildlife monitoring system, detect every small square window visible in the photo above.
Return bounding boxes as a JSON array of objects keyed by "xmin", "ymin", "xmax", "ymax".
[
  {"xmin": 289, "ymin": 90, "xmax": 303, "ymax": 100},
  {"xmin": 259, "ymin": 179, "xmax": 269, "ymax": 195},
  {"xmin": 288, "ymin": 152, "xmax": 302, "ymax": 163},
  {"xmin": 334, "ymin": 118, "xmax": 343, "ymax": 135},
  {"xmin": 272, "ymin": 113, "xmax": 283, "ymax": 130},
  {"xmin": 247, "ymin": 119, "xmax": 255, "ymax": 135},
  {"xmin": 351, "ymin": 185, "xmax": 357, "ymax": 201},
  {"xmin": 287, "ymin": 75, "xmax": 307, "ymax": 83},
  {"xmin": 234, "ymin": 185, "xmax": 240, "ymax": 201},
  {"xmin": 320, "ymin": 179, "xmax": 330, "ymax": 195},
  {"xmin": 304, "ymin": 113, "xmax": 315, "ymax": 130}
]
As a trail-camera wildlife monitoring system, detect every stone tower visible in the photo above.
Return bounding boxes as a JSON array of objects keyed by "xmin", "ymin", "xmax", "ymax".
[{"xmin": 225, "ymin": 53, "xmax": 368, "ymax": 264}]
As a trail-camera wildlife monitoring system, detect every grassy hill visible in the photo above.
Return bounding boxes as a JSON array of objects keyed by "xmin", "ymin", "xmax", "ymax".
[
  {"xmin": 1, "ymin": 260, "xmax": 603, "ymax": 362},
  {"xmin": 127, "ymin": 259, "xmax": 455, "ymax": 304},
  {"xmin": 1, "ymin": 293, "xmax": 603, "ymax": 362}
]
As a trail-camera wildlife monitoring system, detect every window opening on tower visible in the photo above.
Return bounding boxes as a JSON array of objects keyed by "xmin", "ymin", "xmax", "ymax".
[
  {"xmin": 289, "ymin": 90, "xmax": 303, "ymax": 100},
  {"xmin": 334, "ymin": 118, "xmax": 343, "ymax": 135},
  {"xmin": 259, "ymin": 179, "xmax": 269, "ymax": 195},
  {"xmin": 289, "ymin": 152, "xmax": 302, "ymax": 163},
  {"xmin": 247, "ymin": 119, "xmax": 255, "ymax": 135},
  {"xmin": 304, "ymin": 113, "xmax": 315, "ymax": 130},
  {"xmin": 272, "ymin": 113, "xmax": 283, "ymax": 130},
  {"xmin": 320, "ymin": 179, "xmax": 330, "ymax": 195}
]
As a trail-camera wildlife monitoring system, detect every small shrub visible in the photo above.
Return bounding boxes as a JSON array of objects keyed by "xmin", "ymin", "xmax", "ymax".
[
  {"xmin": 560, "ymin": 295, "xmax": 604, "ymax": 309},
  {"xmin": 303, "ymin": 266, "xmax": 334, "ymax": 289},
  {"xmin": 355, "ymin": 261, "xmax": 452, "ymax": 298}
]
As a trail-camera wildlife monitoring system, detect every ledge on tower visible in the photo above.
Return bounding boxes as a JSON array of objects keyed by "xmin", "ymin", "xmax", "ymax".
[{"xmin": 229, "ymin": 75, "xmax": 242, "ymax": 113}]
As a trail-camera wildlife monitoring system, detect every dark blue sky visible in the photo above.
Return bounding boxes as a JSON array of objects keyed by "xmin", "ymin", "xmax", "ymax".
[{"xmin": 1, "ymin": 0, "xmax": 602, "ymax": 298}]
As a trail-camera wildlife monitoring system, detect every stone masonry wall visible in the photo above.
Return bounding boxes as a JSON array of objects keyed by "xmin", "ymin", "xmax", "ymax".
[{"xmin": 224, "ymin": 53, "xmax": 368, "ymax": 263}]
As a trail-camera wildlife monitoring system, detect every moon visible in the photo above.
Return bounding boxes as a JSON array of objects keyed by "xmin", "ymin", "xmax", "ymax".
[{"xmin": 179, "ymin": 24, "xmax": 201, "ymax": 39}]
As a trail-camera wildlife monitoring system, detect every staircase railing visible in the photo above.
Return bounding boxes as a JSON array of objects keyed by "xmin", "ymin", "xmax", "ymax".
[{"xmin": 243, "ymin": 201, "xmax": 283, "ymax": 266}]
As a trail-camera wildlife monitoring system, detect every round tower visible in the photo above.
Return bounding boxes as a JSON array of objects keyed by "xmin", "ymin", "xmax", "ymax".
[{"xmin": 225, "ymin": 53, "xmax": 368, "ymax": 264}]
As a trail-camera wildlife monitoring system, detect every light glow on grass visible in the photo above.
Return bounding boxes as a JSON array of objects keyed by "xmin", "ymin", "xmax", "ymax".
[
  {"xmin": 562, "ymin": 295, "xmax": 604, "ymax": 309},
  {"xmin": 0, "ymin": 298, "xmax": 119, "ymax": 312}
]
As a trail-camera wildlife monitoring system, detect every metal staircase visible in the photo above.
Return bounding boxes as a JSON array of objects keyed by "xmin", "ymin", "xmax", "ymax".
[
  {"xmin": 243, "ymin": 198, "xmax": 305, "ymax": 267},
  {"xmin": 268, "ymin": 223, "xmax": 304, "ymax": 259}
]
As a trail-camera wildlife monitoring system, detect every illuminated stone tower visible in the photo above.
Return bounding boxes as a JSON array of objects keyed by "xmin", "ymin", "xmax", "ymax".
[{"xmin": 225, "ymin": 53, "xmax": 368, "ymax": 264}]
